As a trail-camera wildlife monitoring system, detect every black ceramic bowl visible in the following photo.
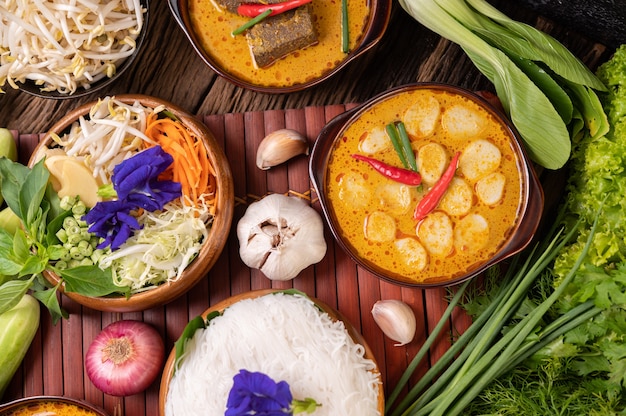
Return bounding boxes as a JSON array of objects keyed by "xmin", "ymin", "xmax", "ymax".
[
  {"xmin": 6, "ymin": 0, "xmax": 149, "ymax": 99},
  {"xmin": 310, "ymin": 83, "xmax": 544, "ymax": 288}
]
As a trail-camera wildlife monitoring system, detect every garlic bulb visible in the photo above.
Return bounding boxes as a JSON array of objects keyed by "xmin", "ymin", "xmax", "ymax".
[
  {"xmin": 371, "ymin": 299, "xmax": 417, "ymax": 346},
  {"xmin": 237, "ymin": 193, "xmax": 327, "ymax": 280},
  {"xmin": 256, "ymin": 129, "xmax": 309, "ymax": 170}
]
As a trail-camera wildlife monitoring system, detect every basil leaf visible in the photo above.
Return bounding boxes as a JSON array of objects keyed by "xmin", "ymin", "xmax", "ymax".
[
  {"xmin": 174, "ymin": 315, "xmax": 209, "ymax": 373},
  {"xmin": 59, "ymin": 265, "xmax": 126, "ymax": 297},
  {"xmin": 20, "ymin": 255, "xmax": 47, "ymax": 276},
  {"xmin": 0, "ymin": 276, "xmax": 35, "ymax": 315},
  {"xmin": 0, "ymin": 158, "xmax": 30, "ymax": 221},
  {"xmin": 21, "ymin": 158, "xmax": 50, "ymax": 228},
  {"xmin": 31, "ymin": 285, "xmax": 68, "ymax": 325},
  {"xmin": 12, "ymin": 228, "xmax": 30, "ymax": 260},
  {"xmin": 0, "ymin": 228, "xmax": 22, "ymax": 275}
]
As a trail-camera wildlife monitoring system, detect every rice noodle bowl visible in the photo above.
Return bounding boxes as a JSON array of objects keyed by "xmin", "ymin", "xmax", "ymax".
[{"xmin": 165, "ymin": 292, "xmax": 382, "ymax": 415}]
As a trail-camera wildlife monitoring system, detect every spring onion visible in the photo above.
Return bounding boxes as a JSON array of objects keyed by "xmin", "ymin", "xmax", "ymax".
[
  {"xmin": 232, "ymin": 9, "xmax": 273, "ymax": 37},
  {"xmin": 385, "ymin": 206, "xmax": 603, "ymax": 416},
  {"xmin": 0, "ymin": 0, "xmax": 145, "ymax": 95},
  {"xmin": 341, "ymin": 0, "xmax": 349, "ymax": 53},
  {"xmin": 396, "ymin": 0, "xmax": 607, "ymax": 169}
]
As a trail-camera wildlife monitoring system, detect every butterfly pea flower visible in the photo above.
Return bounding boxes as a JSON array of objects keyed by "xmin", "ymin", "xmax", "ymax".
[
  {"xmin": 226, "ymin": 370, "xmax": 320, "ymax": 416},
  {"xmin": 83, "ymin": 146, "xmax": 182, "ymax": 250},
  {"xmin": 83, "ymin": 199, "xmax": 141, "ymax": 250},
  {"xmin": 112, "ymin": 146, "xmax": 182, "ymax": 211}
]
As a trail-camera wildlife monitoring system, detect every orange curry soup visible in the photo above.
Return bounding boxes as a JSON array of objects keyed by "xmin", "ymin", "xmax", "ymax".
[
  {"xmin": 326, "ymin": 88, "xmax": 524, "ymax": 284},
  {"xmin": 5, "ymin": 401, "xmax": 98, "ymax": 416},
  {"xmin": 188, "ymin": 0, "xmax": 370, "ymax": 88}
]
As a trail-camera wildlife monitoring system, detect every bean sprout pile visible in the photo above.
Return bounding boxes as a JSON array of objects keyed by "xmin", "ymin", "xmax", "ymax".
[{"xmin": 0, "ymin": 0, "xmax": 145, "ymax": 94}]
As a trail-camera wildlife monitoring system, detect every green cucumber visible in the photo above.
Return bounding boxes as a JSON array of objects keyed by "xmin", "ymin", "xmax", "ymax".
[
  {"xmin": 0, "ymin": 294, "xmax": 40, "ymax": 399},
  {"xmin": 0, "ymin": 207, "xmax": 21, "ymax": 235}
]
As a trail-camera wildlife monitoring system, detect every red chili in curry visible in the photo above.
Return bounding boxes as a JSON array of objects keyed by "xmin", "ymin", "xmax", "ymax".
[
  {"xmin": 413, "ymin": 151, "xmax": 461, "ymax": 221},
  {"xmin": 237, "ymin": 0, "xmax": 313, "ymax": 17},
  {"xmin": 351, "ymin": 154, "xmax": 422, "ymax": 186}
]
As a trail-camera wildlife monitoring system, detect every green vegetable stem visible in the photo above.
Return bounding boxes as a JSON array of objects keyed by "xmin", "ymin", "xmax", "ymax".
[
  {"xmin": 396, "ymin": 0, "xmax": 608, "ymax": 169},
  {"xmin": 386, "ymin": 205, "xmax": 603, "ymax": 416}
]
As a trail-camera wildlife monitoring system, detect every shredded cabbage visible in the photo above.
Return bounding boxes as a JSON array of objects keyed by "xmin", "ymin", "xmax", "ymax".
[
  {"xmin": 99, "ymin": 200, "xmax": 214, "ymax": 292},
  {"xmin": 0, "ymin": 0, "xmax": 145, "ymax": 94}
]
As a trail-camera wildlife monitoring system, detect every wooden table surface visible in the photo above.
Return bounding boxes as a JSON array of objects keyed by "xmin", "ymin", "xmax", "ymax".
[{"xmin": 0, "ymin": 1, "xmax": 616, "ymax": 415}]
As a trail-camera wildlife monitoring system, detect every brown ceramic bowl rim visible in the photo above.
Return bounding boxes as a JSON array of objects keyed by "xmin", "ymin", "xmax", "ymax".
[
  {"xmin": 16, "ymin": 1, "xmax": 149, "ymax": 100},
  {"xmin": 166, "ymin": 0, "xmax": 392, "ymax": 94},
  {"xmin": 32, "ymin": 94, "xmax": 235, "ymax": 312},
  {"xmin": 0, "ymin": 395, "xmax": 109, "ymax": 415},
  {"xmin": 158, "ymin": 289, "xmax": 384, "ymax": 415},
  {"xmin": 309, "ymin": 82, "xmax": 545, "ymax": 288}
]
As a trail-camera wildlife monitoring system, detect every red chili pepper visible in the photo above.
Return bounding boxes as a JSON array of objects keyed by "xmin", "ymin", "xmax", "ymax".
[
  {"xmin": 413, "ymin": 152, "xmax": 461, "ymax": 221},
  {"xmin": 237, "ymin": 0, "xmax": 313, "ymax": 17},
  {"xmin": 352, "ymin": 154, "xmax": 422, "ymax": 186}
]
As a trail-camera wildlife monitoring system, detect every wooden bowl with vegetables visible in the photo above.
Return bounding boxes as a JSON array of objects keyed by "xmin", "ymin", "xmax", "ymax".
[
  {"xmin": 27, "ymin": 94, "xmax": 234, "ymax": 312},
  {"xmin": 158, "ymin": 289, "xmax": 384, "ymax": 416},
  {"xmin": 1, "ymin": 0, "xmax": 148, "ymax": 99},
  {"xmin": 167, "ymin": 0, "xmax": 391, "ymax": 93},
  {"xmin": 310, "ymin": 83, "xmax": 544, "ymax": 287}
]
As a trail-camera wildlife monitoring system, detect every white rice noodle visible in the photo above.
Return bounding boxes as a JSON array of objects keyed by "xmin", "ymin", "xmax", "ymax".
[{"xmin": 165, "ymin": 293, "xmax": 382, "ymax": 416}]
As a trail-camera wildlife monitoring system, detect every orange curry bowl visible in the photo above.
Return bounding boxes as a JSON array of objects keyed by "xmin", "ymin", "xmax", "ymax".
[
  {"xmin": 0, "ymin": 396, "xmax": 109, "ymax": 415},
  {"xmin": 167, "ymin": 0, "xmax": 391, "ymax": 93},
  {"xmin": 309, "ymin": 83, "xmax": 544, "ymax": 288},
  {"xmin": 28, "ymin": 94, "xmax": 234, "ymax": 312}
]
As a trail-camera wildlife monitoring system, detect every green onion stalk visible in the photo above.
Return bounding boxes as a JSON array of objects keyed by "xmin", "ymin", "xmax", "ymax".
[{"xmin": 385, "ymin": 205, "xmax": 603, "ymax": 416}]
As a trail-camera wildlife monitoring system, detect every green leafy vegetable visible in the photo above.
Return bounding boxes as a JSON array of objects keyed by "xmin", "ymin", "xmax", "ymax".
[
  {"xmin": 396, "ymin": 0, "xmax": 607, "ymax": 169},
  {"xmin": 0, "ymin": 158, "xmax": 126, "ymax": 323}
]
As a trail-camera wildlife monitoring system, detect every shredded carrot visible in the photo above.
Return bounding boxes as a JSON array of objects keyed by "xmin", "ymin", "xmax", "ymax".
[{"xmin": 143, "ymin": 113, "xmax": 217, "ymax": 211}]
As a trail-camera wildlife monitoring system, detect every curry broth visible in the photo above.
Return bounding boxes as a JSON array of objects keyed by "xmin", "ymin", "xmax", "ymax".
[
  {"xmin": 5, "ymin": 401, "xmax": 99, "ymax": 416},
  {"xmin": 326, "ymin": 89, "xmax": 524, "ymax": 284},
  {"xmin": 188, "ymin": 0, "xmax": 370, "ymax": 88}
]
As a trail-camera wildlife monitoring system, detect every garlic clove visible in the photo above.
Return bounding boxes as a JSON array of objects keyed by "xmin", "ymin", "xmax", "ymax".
[
  {"xmin": 371, "ymin": 299, "xmax": 417, "ymax": 346},
  {"xmin": 256, "ymin": 129, "xmax": 309, "ymax": 170}
]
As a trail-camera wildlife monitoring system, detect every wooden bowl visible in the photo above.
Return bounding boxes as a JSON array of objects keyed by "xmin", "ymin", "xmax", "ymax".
[
  {"xmin": 167, "ymin": 0, "xmax": 391, "ymax": 93},
  {"xmin": 158, "ymin": 289, "xmax": 385, "ymax": 415},
  {"xmin": 29, "ymin": 94, "xmax": 234, "ymax": 312},
  {"xmin": 310, "ymin": 83, "xmax": 544, "ymax": 288},
  {"xmin": 11, "ymin": 1, "xmax": 149, "ymax": 100},
  {"xmin": 0, "ymin": 396, "xmax": 109, "ymax": 415}
]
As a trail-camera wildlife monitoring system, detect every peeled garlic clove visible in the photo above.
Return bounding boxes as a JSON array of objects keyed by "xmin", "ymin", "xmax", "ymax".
[
  {"xmin": 256, "ymin": 129, "xmax": 309, "ymax": 170},
  {"xmin": 371, "ymin": 299, "xmax": 416, "ymax": 346}
]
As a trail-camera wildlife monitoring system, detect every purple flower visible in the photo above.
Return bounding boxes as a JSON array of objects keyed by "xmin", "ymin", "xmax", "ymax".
[
  {"xmin": 226, "ymin": 370, "xmax": 293, "ymax": 416},
  {"xmin": 112, "ymin": 146, "xmax": 182, "ymax": 211},
  {"xmin": 83, "ymin": 199, "xmax": 141, "ymax": 250},
  {"xmin": 82, "ymin": 146, "xmax": 183, "ymax": 250}
]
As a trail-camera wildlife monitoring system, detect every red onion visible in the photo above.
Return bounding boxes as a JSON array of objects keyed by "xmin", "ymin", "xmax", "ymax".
[{"xmin": 85, "ymin": 320, "xmax": 165, "ymax": 396}]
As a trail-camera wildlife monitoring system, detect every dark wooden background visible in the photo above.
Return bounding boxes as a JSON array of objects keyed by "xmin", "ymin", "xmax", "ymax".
[
  {"xmin": 0, "ymin": 1, "xmax": 617, "ymax": 415},
  {"xmin": 0, "ymin": 1, "xmax": 611, "ymax": 134}
]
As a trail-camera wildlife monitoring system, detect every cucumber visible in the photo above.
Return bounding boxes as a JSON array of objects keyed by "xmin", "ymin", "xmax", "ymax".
[
  {"xmin": 0, "ymin": 294, "xmax": 40, "ymax": 399},
  {"xmin": 0, "ymin": 207, "xmax": 21, "ymax": 235}
]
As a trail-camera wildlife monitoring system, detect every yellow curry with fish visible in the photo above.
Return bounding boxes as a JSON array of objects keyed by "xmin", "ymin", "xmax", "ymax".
[
  {"xmin": 187, "ymin": 0, "xmax": 370, "ymax": 88},
  {"xmin": 326, "ymin": 88, "xmax": 524, "ymax": 284},
  {"xmin": 4, "ymin": 401, "xmax": 98, "ymax": 416}
]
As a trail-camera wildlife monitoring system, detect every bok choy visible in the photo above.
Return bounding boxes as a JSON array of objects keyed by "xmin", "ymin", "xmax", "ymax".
[{"xmin": 397, "ymin": 0, "xmax": 608, "ymax": 169}]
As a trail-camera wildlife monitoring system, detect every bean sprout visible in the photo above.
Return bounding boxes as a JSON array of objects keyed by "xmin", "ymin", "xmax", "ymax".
[{"xmin": 0, "ymin": 0, "xmax": 145, "ymax": 94}]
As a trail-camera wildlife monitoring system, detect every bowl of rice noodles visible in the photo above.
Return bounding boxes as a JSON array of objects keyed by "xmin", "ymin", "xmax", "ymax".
[
  {"xmin": 29, "ymin": 94, "xmax": 234, "ymax": 312},
  {"xmin": 159, "ymin": 289, "xmax": 385, "ymax": 415}
]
